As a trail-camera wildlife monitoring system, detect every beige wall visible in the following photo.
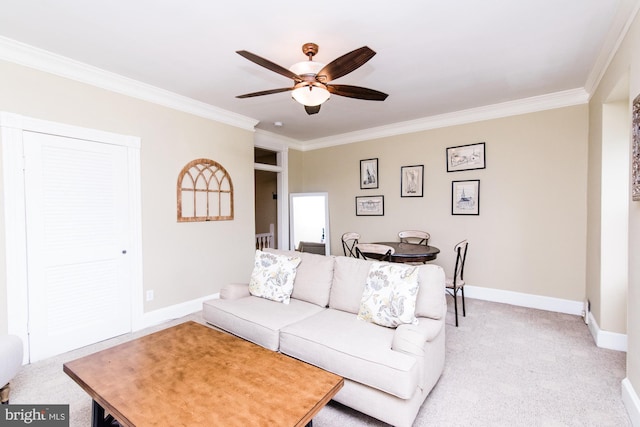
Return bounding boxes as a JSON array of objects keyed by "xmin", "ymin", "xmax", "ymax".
[
  {"xmin": 589, "ymin": 8, "xmax": 640, "ymax": 409},
  {"xmin": 299, "ymin": 106, "xmax": 589, "ymax": 302},
  {"xmin": 0, "ymin": 60, "xmax": 257, "ymax": 332}
]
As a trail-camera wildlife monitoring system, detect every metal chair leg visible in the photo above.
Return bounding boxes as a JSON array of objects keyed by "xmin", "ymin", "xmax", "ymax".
[
  {"xmin": 453, "ymin": 288, "xmax": 459, "ymax": 327},
  {"xmin": 461, "ymin": 286, "xmax": 466, "ymax": 317}
]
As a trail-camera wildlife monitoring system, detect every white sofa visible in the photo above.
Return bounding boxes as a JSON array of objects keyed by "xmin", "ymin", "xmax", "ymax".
[{"xmin": 203, "ymin": 248, "xmax": 446, "ymax": 427}]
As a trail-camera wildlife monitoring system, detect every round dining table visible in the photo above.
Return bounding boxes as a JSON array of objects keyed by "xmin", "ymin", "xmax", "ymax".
[{"xmin": 373, "ymin": 242, "xmax": 440, "ymax": 263}]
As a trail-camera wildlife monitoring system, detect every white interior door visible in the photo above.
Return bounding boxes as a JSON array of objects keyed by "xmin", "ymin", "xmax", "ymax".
[{"xmin": 23, "ymin": 131, "xmax": 132, "ymax": 361}]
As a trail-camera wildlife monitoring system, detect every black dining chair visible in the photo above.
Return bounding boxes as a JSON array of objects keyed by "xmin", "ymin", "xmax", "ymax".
[
  {"xmin": 341, "ymin": 232, "xmax": 360, "ymax": 257},
  {"xmin": 355, "ymin": 243, "xmax": 394, "ymax": 262},
  {"xmin": 445, "ymin": 240, "xmax": 468, "ymax": 327}
]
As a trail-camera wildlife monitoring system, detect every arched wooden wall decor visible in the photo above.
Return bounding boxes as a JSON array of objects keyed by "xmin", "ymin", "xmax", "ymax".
[
  {"xmin": 177, "ymin": 158, "xmax": 234, "ymax": 221},
  {"xmin": 632, "ymin": 93, "xmax": 640, "ymax": 201}
]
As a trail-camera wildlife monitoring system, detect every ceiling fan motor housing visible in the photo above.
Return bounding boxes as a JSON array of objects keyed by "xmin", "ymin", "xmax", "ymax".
[{"xmin": 302, "ymin": 42, "xmax": 319, "ymax": 58}]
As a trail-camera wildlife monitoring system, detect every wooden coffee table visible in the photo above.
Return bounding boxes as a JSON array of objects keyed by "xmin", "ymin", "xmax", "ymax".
[{"xmin": 64, "ymin": 321, "xmax": 343, "ymax": 426}]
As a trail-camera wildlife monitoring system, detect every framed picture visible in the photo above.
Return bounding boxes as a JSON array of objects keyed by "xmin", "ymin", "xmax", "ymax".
[
  {"xmin": 360, "ymin": 158, "xmax": 379, "ymax": 189},
  {"xmin": 452, "ymin": 180, "xmax": 480, "ymax": 215},
  {"xmin": 356, "ymin": 195, "xmax": 384, "ymax": 216},
  {"xmin": 632, "ymin": 93, "xmax": 640, "ymax": 201},
  {"xmin": 446, "ymin": 142, "xmax": 486, "ymax": 172},
  {"xmin": 401, "ymin": 165, "xmax": 424, "ymax": 197}
]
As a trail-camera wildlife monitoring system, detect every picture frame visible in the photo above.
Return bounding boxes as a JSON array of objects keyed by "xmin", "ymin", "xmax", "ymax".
[
  {"xmin": 401, "ymin": 165, "xmax": 424, "ymax": 197},
  {"xmin": 452, "ymin": 180, "xmax": 480, "ymax": 215},
  {"xmin": 360, "ymin": 158, "xmax": 379, "ymax": 189},
  {"xmin": 632, "ymin": 93, "xmax": 640, "ymax": 201},
  {"xmin": 356, "ymin": 195, "xmax": 384, "ymax": 216},
  {"xmin": 446, "ymin": 142, "xmax": 486, "ymax": 172}
]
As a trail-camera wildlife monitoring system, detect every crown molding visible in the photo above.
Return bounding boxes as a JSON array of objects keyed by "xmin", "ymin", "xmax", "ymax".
[
  {"xmin": 299, "ymin": 88, "xmax": 589, "ymax": 151},
  {"xmin": 0, "ymin": 35, "xmax": 592, "ymax": 151},
  {"xmin": 584, "ymin": 0, "xmax": 640, "ymax": 96},
  {"xmin": 254, "ymin": 129, "xmax": 304, "ymax": 151},
  {"xmin": 0, "ymin": 36, "xmax": 259, "ymax": 131}
]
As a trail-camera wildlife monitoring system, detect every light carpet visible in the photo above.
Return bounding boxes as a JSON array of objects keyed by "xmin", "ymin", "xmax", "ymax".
[{"xmin": 10, "ymin": 298, "xmax": 630, "ymax": 426}]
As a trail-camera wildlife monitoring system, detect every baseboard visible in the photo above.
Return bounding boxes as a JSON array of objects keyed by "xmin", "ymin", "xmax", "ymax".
[
  {"xmin": 463, "ymin": 285, "xmax": 584, "ymax": 315},
  {"xmin": 134, "ymin": 293, "xmax": 219, "ymax": 330},
  {"xmin": 463, "ymin": 285, "xmax": 628, "ymax": 352},
  {"xmin": 622, "ymin": 378, "xmax": 640, "ymax": 426},
  {"xmin": 587, "ymin": 311, "xmax": 628, "ymax": 352}
]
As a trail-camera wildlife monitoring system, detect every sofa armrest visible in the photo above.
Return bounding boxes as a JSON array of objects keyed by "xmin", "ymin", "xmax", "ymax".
[
  {"xmin": 392, "ymin": 324, "xmax": 428, "ymax": 357},
  {"xmin": 220, "ymin": 283, "xmax": 250, "ymax": 300}
]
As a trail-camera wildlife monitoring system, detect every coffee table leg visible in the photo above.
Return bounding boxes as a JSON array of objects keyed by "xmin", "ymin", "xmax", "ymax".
[
  {"xmin": 92, "ymin": 400, "xmax": 120, "ymax": 427},
  {"xmin": 92, "ymin": 400, "xmax": 105, "ymax": 427}
]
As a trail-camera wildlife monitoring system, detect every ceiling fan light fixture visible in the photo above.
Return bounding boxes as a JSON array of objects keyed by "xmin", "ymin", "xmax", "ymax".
[
  {"xmin": 289, "ymin": 60, "xmax": 324, "ymax": 76},
  {"xmin": 291, "ymin": 83, "xmax": 330, "ymax": 107}
]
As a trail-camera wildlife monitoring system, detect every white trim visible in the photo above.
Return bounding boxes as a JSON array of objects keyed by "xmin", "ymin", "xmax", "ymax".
[
  {"xmin": 254, "ymin": 163, "xmax": 282, "ymax": 173},
  {"xmin": 254, "ymin": 132, "xmax": 290, "ymax": 250},
  {"xmin": 0, "ymin": 112, "xmax": 140, "ymax": 148},
  {"xmin": 584, "ymin": 1, "xmax": 640, "ymax": 96},
  {"xmin": 622, "ymin": 378, "xmax": 640, "ymax": 426},
  {"xmin": 464, "ymin": 285, "xmax": 584, "ymax": 315},
  {"xmin": 0, "ymin": 36, "xmax": 592, "ymax": 152},
  {"xmin": 137, "ymin": 293, "xmax": 219, "ymax": 330},
  {"xmin": 254, "ymin": 129, "xmax": 301, "ymax": 151},
  {"xmin": 1, "ymin": 124, "xmax": 29, "ymax": 363},
  {"xmin": 0, "ymin": 36, "xmax": 258, "ymax": 132},
  {"xmin": 299, "ymin": 89, "xmax": 589, "ymax": 150},
  {"xmin": 128, "ymin": 147, "xmax": 145, "ymax": 332},
  {"xmin": 587, "ymin": 311, "xmax": 628, "ymax": 352}
]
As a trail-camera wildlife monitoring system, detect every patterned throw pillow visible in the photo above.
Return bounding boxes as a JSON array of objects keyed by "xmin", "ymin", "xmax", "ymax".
[
  {"xmin": 249, "ymin": 250, "xmax": 302, "ymax": 304},
  {"xmin": 358, "ymin": 262, "xmax": 420, "ymax": 328}
]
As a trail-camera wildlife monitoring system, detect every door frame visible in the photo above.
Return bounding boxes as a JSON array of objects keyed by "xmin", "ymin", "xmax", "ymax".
[
  {"xmin": 254, "ymin": 134, "xmax": 289, "ymax": 250},
  {"xmin": 0, "ymin": 112, "xmax": 143, "ymax": 362}
]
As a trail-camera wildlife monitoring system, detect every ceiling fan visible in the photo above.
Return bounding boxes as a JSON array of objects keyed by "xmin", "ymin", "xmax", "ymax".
[{"xmin": 236, "ymin": 43, "xmax": 388, "ymax": 115}]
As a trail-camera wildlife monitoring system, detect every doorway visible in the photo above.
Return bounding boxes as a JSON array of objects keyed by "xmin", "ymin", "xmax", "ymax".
[
  {"xmin": 254, "ymin": 143, "xmax": 288, "ymax": 249},
  {"xmin": 1, "ymin": 113, "xmax": 142, "ymax": 362},
  {"xmin": 255, "ymin": 148, "xmax": 278, "ymax": 248}
]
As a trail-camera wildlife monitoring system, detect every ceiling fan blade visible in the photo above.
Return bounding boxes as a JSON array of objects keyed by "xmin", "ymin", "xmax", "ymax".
[
  {"xmin": 317, "ymin": 46, "xmax": 376, "ymax": 82},
  {"xmin": 305, "ymin": 105, "xmax": 321, "ymax": 115},
  {"xmin": 327, "ymin": 84, "xmax": 388, "ymax": 101},
  {"xmin": 236, "ymin": 87, "xmax": 293, "ymax": 98},
  {"xmin": 236, "ymin": 50, "xmax": 303, "ymax": 81}
]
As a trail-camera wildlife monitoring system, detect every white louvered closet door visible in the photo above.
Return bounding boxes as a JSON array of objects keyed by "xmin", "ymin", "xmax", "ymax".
[{"xmin": 23, "ymin": 131, "xmax": 132, "ymax": 362}]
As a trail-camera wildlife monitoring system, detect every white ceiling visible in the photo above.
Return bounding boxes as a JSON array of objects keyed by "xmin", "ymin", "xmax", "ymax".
[{"xmin": 0, "ymin": 1, "xmax": 636, "ymax": 144}]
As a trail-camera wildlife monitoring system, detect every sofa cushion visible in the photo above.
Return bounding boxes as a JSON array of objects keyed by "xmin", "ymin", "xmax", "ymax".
[
  {"xmin": 330, "ymin": 256, "xmax": 446, "ymax": 320},
  {"xmin": 415, "ymin": 264, "xmax": 446, "ymax": 320},
  {"xmin": 220, "ymin": 283, "xmax": 250, "ymax": 300},
  {"xmin": 203, "ymin": 296, "xmax": 324, "ymax": 351},
  {"xmin": 358, "ymin": 262, "xmax": 420, "ymax": 328},
  {"xmin": 329, "ymin": 256, "xmax": 374, "ymax": 313},
  {"xmin": 280, "ymin": 308, "xmax": 419, "ymax": 399},
  {"xmin": 249, "ymin": 250, "xmax": 301, "ymax": 304},
  {"xmin": 264, "ymin": 248, "xmax": 335, "ymax": 307}
]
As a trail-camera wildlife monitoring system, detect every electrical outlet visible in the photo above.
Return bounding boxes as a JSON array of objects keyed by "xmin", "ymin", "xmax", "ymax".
[{"xmin": 146, "ymin": 290, "xmax": 154, "ymax": 302}]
